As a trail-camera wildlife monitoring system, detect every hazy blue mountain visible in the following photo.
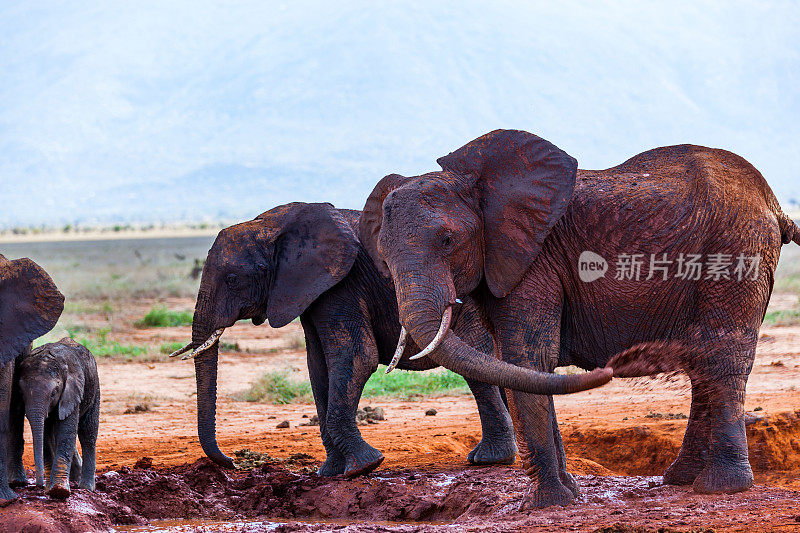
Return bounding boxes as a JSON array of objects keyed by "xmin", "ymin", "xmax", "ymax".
[{"xmin": 1, "ymin": 1, "xmax": 798, "ymax": 227}]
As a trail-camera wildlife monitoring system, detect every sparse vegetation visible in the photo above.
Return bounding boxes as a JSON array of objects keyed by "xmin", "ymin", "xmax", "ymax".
[
  {"xmin": 136, "ymin": 305, "xmax": 194, "ymax": 328},
  {"xmin": 234, "ymin": 371, "xmax": 313, "ymax": 404},
  {"xmin": 160, "ymin": 341, "xmax": 186, "ymax": 354},
  {"xmin": 70, "ymin": 327, "xmax": 148, "ymax": 359},
  {"xmin": 763, "ymin": 309, "xmax": 800, "ymax": 326},
  {"xmin": 362, "ymin": 366, "xmax": 470, "ymax": 399},
  {"xmin": 235, "ymin": 365, "xmax": 471, "ymax": 405}
]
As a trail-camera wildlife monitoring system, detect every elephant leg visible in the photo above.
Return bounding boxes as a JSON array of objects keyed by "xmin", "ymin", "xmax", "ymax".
[
  {"xmin": 663, "ymin": 377, "xmax": 712, "ymax": 485},
  {"xmin": 453, "ymin": 299, "xmax": 517, "ymax": 465},
  {"xmin": 44, "ymin": 418, "xmax": 55, "ymax": 487},
  {"xmin": 69, "ymin": 451, "xmax": 82, "ymax": 484},
  {"xmin": 48, "ymin": 411, "xmax": 79, "ymax": 499},
  {"xmin": 685, "ymin": 320, "xmax": 756, "ymax": 494},
  {"xmin": 301, "ymin": 316, "xmax": 346, "ymax": 477},
  {"xmin": 8, "ymin": 372, "xmax": 28, "ymax": 488},
  {"xmin": 465, "ymin": 379, "xmax": 517, "ymax": 465},
  {"xmin": 77, "ymin": 398, "xmax": 99, "ymax": 490},
  {"xmin": 509, "ymin": 391, "xmax": 576, "ymax": 508},
  {"xmin": 318, "ymin": 319, "xmax": 383, "ymax": 478},
  {"xmin": 491, "ymin": 288, "xmax": 575, "ymax": 508},
  {"xmin": 0, "ymin": 360, "xmax": 18, "ymax": 500},
  {"xmin": 550, "ymin": 396, "xmax": 579, "ymax": 497},
  {"xmin": 691, "ymin": 368, "xmax": 754, "ymax": 494}
]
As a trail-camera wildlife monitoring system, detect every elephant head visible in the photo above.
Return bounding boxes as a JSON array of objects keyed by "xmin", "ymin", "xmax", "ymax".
[
  {"xmin": 359, "ymin": 129, "xmax": 612, "ymax": 394},
  {"xmin": 0, "ymin": 254, "xmax": 65, "ymax": 365},
  {"xmin": 174, "ymin": 202, "xmax": 359, "ymax": 467},
  {"xmin": 17, "ymin": 341, "xmax": 84, "ymax": 487}
]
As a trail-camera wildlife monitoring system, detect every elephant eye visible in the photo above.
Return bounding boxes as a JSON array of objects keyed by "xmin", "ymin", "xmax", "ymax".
[
  {"xmin": 225, "ymin": 273, "xmax": 238, "ymax": 286},
  {"xmin": 441, "ymin": 233, "xmax": 453, "ymax": 248}
]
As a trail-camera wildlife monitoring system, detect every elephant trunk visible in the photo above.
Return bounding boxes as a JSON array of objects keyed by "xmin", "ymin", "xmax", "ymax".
[
  {"xmin": 394, "ymin": 269, "xmax": 612, "ymax": 395},
  {"xmin": 192, "ymin": 285, "xmax": 235, "ymax": 469},
  {"xmin": 26, "ymin": 406, "xmax": 46, "ymax": 487}
]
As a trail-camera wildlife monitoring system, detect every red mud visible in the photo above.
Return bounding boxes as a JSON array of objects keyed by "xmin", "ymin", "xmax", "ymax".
[
  {"xmin": 3, "ymin": 458, "xmax": 800, "ymax": 532},
  {"xmin": 3, "ymin": 318, "xmax": 800, "ymax": 531}
]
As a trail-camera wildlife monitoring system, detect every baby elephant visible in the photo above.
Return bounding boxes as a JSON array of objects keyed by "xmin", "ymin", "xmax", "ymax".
[{"xmin": 13, "ymin": 338, "xmax": 99, "ymax": 498}]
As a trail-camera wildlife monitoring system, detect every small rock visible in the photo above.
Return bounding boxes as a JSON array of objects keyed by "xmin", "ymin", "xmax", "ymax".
[
  {"xmin": 425, "ymin": 408, "xmax": 437, "ymax": 416},
  {"xmin": 276, "ymin": 420, "xmax": 290, "ymax": 428}
]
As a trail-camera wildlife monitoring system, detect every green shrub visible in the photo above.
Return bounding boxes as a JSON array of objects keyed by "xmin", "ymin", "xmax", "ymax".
[
  {"xmin": 234, "ymin": 371, "xmax": 313, "ymax": 404},
  {"xmin": 362, "ymin": 366, "xmax": 469, "ymax": 399},
  {"xmin": 160, "ymin": 341, "xmax": 185, "ymax": 354},
  {"xmin": 135, "ymin": 305, "xmax": 193, "ymax": 328},
  {"xmin": 72, "ymin": 327, "xmax": 148, "ymax": 359},
  {"xmin": 763, "ymin": 309, "xmax": 800, "ymax": 326}
]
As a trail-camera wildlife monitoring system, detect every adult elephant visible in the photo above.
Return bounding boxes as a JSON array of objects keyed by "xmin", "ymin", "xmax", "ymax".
[
  {"xmin": 0, "ymin": 254, "xmax": 64, "ymax": 500},
  {"xmin": 172, "ymin": 202, "xmax": 610, "ymax": 478},
  {"xmin": 359, "ymin": 129, "xmax": 800, "ymax": 508}
]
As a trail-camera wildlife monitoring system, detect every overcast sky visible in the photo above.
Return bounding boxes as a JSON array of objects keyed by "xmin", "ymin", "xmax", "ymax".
[{"xmin": 1, "ymin": 1, "xmax": 798, "ymax": 226}]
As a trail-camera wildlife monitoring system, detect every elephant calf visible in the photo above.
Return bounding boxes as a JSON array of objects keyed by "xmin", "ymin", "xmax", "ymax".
[{"xmin": 11, "ymin": 338, "xmax": 99, "ymax": 498}]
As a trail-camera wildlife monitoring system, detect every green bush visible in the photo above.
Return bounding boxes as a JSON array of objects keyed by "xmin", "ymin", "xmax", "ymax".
[
  {"xmin": 135, "ymin": 305, "xmax": 193, "ymax": 328},
  {"xmin": 234, "ymin": 371, "xmax": 313, "ymax": 404},
  {"xmin": 235, "ymin": 366, "xmax": 470, "ymax": 405},
  {"xmin": 763, "ymin": 309, "xmax": 800, "ymax": 326},
  {"xmin": 71, "ymin": 327, "xmax": 147, "ymax": 359},
  {"xmin": 362, "ymin": 366, "xmax": 469, "ymax": 399}
]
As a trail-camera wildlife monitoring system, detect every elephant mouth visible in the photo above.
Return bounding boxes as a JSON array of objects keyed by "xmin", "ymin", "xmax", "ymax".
[{"xmin": 251, "ymin": 314, "xmax": 266, "ymax": 326}]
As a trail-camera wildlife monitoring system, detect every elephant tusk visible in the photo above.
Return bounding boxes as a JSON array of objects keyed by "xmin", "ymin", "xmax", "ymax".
[
  {"xmin": 409, "ymin": 305, "xmax": 453, "ymax": 361},
  {"xmin": 385, "ymin": 327, "xmax": 408, "ymax": 374},
  {"xmin": 168, "ymin": 343, "xmax": 193, "ymax": 358},
  {"xmin": 182, "ymin": 328, "xmax": 225, "ymax": 360}
]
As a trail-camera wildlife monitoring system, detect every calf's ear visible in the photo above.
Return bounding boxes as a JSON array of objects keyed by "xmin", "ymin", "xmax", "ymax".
[{"xmin": 59, "ymin": 359, "xmax": 85, "ymax": 420}]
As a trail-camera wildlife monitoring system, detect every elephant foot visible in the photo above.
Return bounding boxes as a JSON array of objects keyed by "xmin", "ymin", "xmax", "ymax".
[
  {"xmin": 343, "ymin": 443, "xmax": 384, "ymax": 478},
  {"xmin": 559, "ymin": 470, "xmax": 580, "ymax": 498},
  {"xmin": 317, "ymin": 453, "xmax": 346, "ymax": 477},
  {"xmin": 78, "ymin": 479, "xmax": 95, "ymax": 492},
  {"xmin": 48, "ymin": 481, "xmax": 71, "ymax": 500},
  {"xmin": 663, "ymin": 454, "xmax": 705, "ymax": 486},
  {"xmin": 519, "ymin": 479, "xmax": 576, "ymax": 510},
  {"xmin": 0, "ymin": 484, "xmax": 18, "ymax": 502},
  {"xmin": 70, "ymin": 454, "xmax": 83, "ymax": 483},
  {"xmin": 467, "ymin": 436, "xmax": 517, "ymax": 466},
  {"xmin": 693, "ymin": 462, "xmax": 753, "ymax": 494},
  {"xmin": 8, "ymin": 466, "xmax": 29, "ymax": 488}
]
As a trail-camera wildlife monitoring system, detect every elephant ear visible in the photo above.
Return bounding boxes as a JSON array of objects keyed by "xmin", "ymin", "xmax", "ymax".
[
  {"xmin": 359, "ymin": 173, "xmax": 415, "ymax": 277},
  {"xmin": 260, "ymin": 203, "xmax": 360, "ymax": 328},
  {"xmin": 58, "ymin": 353, "xmax": 85, "ymax": 420},
  {"xmin": 0, "ymin": 256, "xmax": 65, "ymax": 365},
  {"xmin": 437, "ymin": 129, "xmax": 578, "ymax": 298}
]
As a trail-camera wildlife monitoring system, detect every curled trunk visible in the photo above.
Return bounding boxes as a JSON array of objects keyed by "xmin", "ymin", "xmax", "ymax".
[{"xmin": 395, "ymin": 271, "xmax": 611, "ymax": 395}]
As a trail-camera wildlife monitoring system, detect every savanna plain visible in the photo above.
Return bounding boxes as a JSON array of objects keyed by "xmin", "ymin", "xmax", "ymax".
[{"xmin": 2, "ymin": 233, "xmax": 800, "ymax": 532}]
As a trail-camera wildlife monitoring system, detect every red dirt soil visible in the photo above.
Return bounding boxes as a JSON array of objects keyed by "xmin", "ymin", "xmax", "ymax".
[{"xmin": 2, "ymin": 318, "xmax": 800, "ymax": 532}]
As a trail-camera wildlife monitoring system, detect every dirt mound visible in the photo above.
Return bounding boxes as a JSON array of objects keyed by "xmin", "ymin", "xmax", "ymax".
[{"xmin": 3, "ymin": 459, "xmax": 800, "ymax": 532}]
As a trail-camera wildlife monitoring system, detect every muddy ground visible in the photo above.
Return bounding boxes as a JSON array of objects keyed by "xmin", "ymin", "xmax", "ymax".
[{"xmin": 2, "ymin": 297, "xmax": 800, "ymax": 532}]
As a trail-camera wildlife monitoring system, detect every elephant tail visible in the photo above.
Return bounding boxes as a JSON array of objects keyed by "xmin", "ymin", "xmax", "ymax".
[
  {"xmin": 606, "ymin": 341, "xmax": 693, "ymax": 378},
  {"xmin": 780, "ymin": 214, "xmax": 800, "ymax": 246},
  {"xmin": 773, "ymin": 206, "xmax": 800, "ymax": 246}
]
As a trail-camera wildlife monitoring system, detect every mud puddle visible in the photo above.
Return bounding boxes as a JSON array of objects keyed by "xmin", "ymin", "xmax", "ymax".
[
  {"xmin": 115, "ymin": 517, "xmax": 452, "ymax": 532},
  {"xmin": 4, "ymin": 457, "xmax": 800, "ymax": 532}
]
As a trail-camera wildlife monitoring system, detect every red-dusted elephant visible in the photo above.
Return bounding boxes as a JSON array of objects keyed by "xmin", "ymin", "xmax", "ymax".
[{"xmin": 359, "ymin": 129, "xmax": 799, "ymax": 507}]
